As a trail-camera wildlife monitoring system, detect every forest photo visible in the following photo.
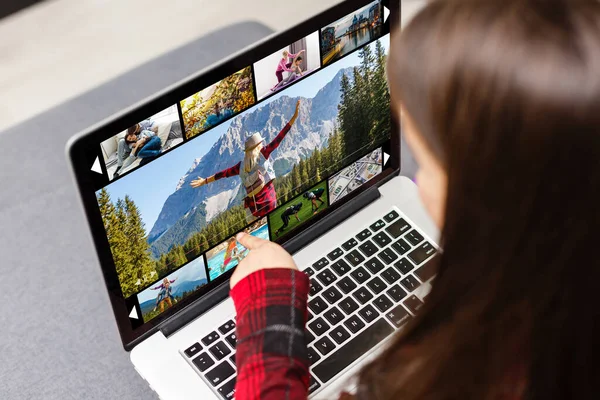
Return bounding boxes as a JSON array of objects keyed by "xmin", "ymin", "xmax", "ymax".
[
  {"xmin": 181, "ymin": 66, "xmax": 255, "ymax": 139},
  {"xmin": 96, "ymin": 34, "xmax": 391, "ymax": 299}
]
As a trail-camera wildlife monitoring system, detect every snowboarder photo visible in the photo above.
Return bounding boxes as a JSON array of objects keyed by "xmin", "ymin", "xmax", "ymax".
[{"xmin": 150, "ymin": 277, "xmax": 177, "ymax": 312}]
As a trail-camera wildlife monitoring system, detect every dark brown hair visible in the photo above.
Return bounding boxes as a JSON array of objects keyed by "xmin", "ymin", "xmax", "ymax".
[
  {"xmin": 126, "ymin": 124, "xmax": 140, "ymax": 143},
  {"xmin": 357, "ymin": 1, "xmax": 600, "ymax": 399}
]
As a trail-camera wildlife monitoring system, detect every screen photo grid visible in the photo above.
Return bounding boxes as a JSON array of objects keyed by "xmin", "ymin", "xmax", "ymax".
[{"xmin": 93, "ymin": 0, "xmax": 391, "ymax": 326}]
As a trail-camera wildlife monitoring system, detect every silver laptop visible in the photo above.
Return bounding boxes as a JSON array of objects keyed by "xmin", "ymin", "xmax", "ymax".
[{"xmin": 67, "ymin": 1, "xmax": 439, "ymax": 398}]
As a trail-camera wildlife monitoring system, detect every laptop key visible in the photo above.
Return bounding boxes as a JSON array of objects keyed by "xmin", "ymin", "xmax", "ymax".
[
  {"xmin": 312, "ymin": 319, "xmax": 394, "ymax": 383},
  {"xmin": 309, "ymin": 376, "xmax": 321, "ymax": 394},
  {"xmin": 383, "ymin": 210, "xmax": 400, "ymax": 223},
  {"xmin": 218, "ymin": 320, "xmax": 236, "ymax": 335},
  {"xmin": 386, "ymin": 218, "xmax": 411, "ymax": 238},
  {"xmin": 323, "ymin": 306, "xmax": 344, "ymax": 326},
  {"xmin": 327, "ymin": 248, "xmax": 344, "ymax": 261},
  {"xmin": 313, "ymin": 257, "xmax": 330, "ymax": 271},
  {"xmin": 201, "ymin": 331, "xmax": 219, "ymax": 346},
  {"xmin": 387, "ymin": 284, "xmax": 408, "ymax": 302},
  {"xmin": 404, "ymin": 295, "xmax": 425, "ymax": 315},
  {"xmin": 356, "ymin": 229, "xmax": 372, "ymax": 241},
  {"xmin": 336, "ymin": 276, "xmax": 357, "ymax": 294},
  {"xmin": 391, "ymin": 238, "xmax": 412, "ymax": 255},
  {"xmin": 310, "ymin": 278, "xmax": 323, "ymax": 296},
  {"xmin": 358, "ymin": 304, "xmax": 380, "ymax": 323},
  {"xmin": 209, "ymin": 341, "xmax": 231, "ymax": 360},
  {"xmin": 400, "ymin": 275, "xmax": 421, "ymax": 292},
  {"xmin": 344, "ymin": 314, "xmax": 366, "ymax": 333},
  {"xmin": 385, "ymin": 305, "xmax": 413, "ymax": 328},
  {"xmin": 217, "ymin": 377, "xmax": 236, "ymax": 400},
  {"xmin": 317, "ymin": 269, "xmax": 337, "ymax": 286},
  {"xmin": 230, "ymin": 354, "xmax": 236, "ymax": 365},
  {"xmin": 307, "ymin": 347, "xmax": 321, "ymax": 365},
  {"xmin": 323, "ymin": 286, "xmax": 343, "ymax": 304},
  {"xmin": 345, "ymin": 250, "xmax": 366, "ymax": 267},
  {"xmin": 308, "ymin": 296, "xmax": 329, "ymax": 315},
  {"xmin": 381, "ymin": 267, "xmax": 401, "ymax": 284},
  {"xmin": 339, "ymin": 297, "xmax": 359, "ymax": 315},
  {"xmin": 225, "ymin": 333, "xmax": 237, "ymax": 349},
  {"xmin": 394, "ymin": 258, "xmax": 415, "ymax": 275},
  {"xmin": 364, "ymin": 258, "xmax": 385, "ymax": 274},
  {"xmin": 330, "ymin": 325, "xmax": 351, "ymax": 345},
  {"xmin": 378, "ymin": 248, "xmax": 399, "ymax": 265},
  {"xmin": 304, "ymin": 267, "xmax": 315, "ymax": 277},
  {"xmin": 408, "ymin": 242, "xmax": 437, "ymax": 265},
  {"xmin": 306, "ymin": 330, "xmax": 315, "ymax": 344},
  {"xmin": 205, "ymin": 361, "xmax": 235, "ymax": 387},
  {"xmin": 309, "ymin": 317, "xmax": 331, "ymax": 336},
  {"xmin": 405, "ymin": 229, "xmax": 425, "ymax": 246},
  {"xmin": 372, "ymin": 231, "xmax": 392, "ymax": 248},
  {"xmin": 367, "ymin": 277, "xmax": 386, "ymax": 294},
  {"xmin": 350, "ymin": 267, "xmax": 371, "ymax": 284},
  {"xmin": 353, "ymin": 287, "xmax": 374, "ymax": 305},
  {"xmin": 414, "ymin": 255, "xmax": 439, "ymax": 282},
  {"xmin": 358, "ymin": 240, "xmax": 378, "ymax": 257},
  {"xmin": 342, "ymin": 238, "xmax": 358, "ymax": 251},
  {"xmin": 331, "ymin": 259, "xmax": 351, "ymax": 277},
  {"xmin": 370, "ymin": 219, "xmax": 386, "ymax": 232},
  {"xmin": 192, "ymin": 352, "xmax": 215, "ymax": 372},
  {"xmin": 184, "ymin": 342, "xmax": 202, "ymax": 358},
  {"xmin": 374, "ymin": 294, "xmax": 393, "ymax": 313},
  {"xmin": 314, "ymin": 336, "xmax": 336, "ymax": 356}
]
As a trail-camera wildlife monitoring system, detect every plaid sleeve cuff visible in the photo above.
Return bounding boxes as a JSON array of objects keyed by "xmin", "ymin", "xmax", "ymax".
[{"xmin": 230, "ymin": 268, "xmax": 310, "ymax": 400}]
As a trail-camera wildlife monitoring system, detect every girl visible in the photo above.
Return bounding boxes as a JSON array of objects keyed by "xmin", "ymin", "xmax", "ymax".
[
  {"xmin": 271, "ymin": 56, "xmax": 305, "ymax": 92},
  {"xmin": 274, "ymin": 48, "xmax": 305, "ymax": 84},
  {"xmin": 151, "ymin": 277, "xmax": 177, "ymax": 312},
  {"xmin": 190, "ymin": 100, "xmax": 301, "ymax": 223},
  {"xmin": 227, "ymin": 1, "xmax": 600, "ymax": 400}
]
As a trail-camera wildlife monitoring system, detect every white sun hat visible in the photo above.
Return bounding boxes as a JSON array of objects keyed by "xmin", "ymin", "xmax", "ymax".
[{"xmin": 245, "ymin": 132, "xmax": 266, "ymax": 151}]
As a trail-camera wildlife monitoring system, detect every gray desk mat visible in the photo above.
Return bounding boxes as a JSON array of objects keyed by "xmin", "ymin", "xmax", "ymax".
[{"xmin": 0, "ymin": 21, "xmax": 274, "ymax": 400}]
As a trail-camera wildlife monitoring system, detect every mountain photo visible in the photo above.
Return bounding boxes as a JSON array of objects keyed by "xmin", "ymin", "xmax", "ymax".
[{"xmin": 98, "ymin": 35, "xmax": 391, "ymax": 299}]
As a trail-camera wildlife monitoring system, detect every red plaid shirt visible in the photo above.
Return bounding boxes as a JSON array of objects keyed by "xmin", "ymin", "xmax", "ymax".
[
  {"xmin": 213, "ymin": 123, "xmax": 292, "ymax": 218},
  {"xmin": 231, "ymin": 268, "xmax": 310, "ymax": 400},
  {"xmin": 230, "ymin": 269, "xmax": 526, "ymax": 400}
]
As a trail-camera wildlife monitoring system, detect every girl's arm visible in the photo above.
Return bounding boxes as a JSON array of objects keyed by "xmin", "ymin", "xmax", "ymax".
[
  {"xmin": 191, "ymin": 162, "xmax": 241, "ymax": 188},
  {"xmin": 232, "ymin": 268, "xmax": 310, "ymax": 400},
  {"xmin": 261, "ymin": 100, "xmax": 301, "ymax": 159}
]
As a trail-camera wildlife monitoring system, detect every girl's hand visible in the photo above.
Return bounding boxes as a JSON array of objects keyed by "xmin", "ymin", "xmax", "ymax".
[
  {"xmin": 190, "ymin": 177, "xmax": 207, "ymax": 188},
  {"xmin": 230, "ymin": 232, "xmax": 297, "ymax": 289}
]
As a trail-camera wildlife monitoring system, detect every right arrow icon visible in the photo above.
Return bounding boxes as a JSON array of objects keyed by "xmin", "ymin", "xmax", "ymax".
[{"xmin": 383, "ymin": 152, "xmax": 391, "ymax": 166}]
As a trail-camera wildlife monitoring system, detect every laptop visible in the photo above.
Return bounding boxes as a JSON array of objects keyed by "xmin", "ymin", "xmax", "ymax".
[{"xmin": 67, "ymin": 1, "xmax": 439, "ymax": 398}]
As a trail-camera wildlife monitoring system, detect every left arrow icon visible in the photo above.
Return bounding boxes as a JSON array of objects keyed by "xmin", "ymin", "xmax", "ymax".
[
  {"xmin": 91, "ymin": 157, "xmax": 103, "ymax": 174},
  {"xmin": 129, "ymin": 307, "xmax": 138, "ymax": 320}
]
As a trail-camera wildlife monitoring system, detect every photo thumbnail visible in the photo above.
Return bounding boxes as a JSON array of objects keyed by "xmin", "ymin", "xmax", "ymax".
[
  {"xmin": 320, "ymin": 0, "xmax": 383, "ymax": 66},
  {"xmin": 269, "ymin": 180, "xmax": 329, "ymax": 241},
  {"xmin": 180, "ymin": 66, "xmax": 255, "ymax": 140},
  {"xmin": 253, "ymin": 31, "xmax": 321, "ymax": 101},
  {"xmin": 100, "ymin": 105, "xmax": 183, "ymax": 181},
  {"xmin": 97, "ymin": 36, "xmax": 391, "ymax": 298},
  {"xmin": 136, "ymin": 256, "xmax": 208, "ymax": 323},
  {"xmin": 205, "ymin": 217, "xmax": 269, "ymax": 282},
  {"xmin": 329, "ymin": 147, "xmax": 382, "ymax": 204}
]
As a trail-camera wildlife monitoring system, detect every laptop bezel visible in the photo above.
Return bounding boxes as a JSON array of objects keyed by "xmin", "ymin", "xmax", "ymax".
[{"xmin": 67, "ymin": 0, "xmax": 401, "ymax": 351}]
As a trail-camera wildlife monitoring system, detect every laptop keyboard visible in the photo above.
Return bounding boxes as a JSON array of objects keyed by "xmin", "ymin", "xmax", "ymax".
[{"xmin": 179, "ymin": 208, "xmax": 438, "ymax": 399}]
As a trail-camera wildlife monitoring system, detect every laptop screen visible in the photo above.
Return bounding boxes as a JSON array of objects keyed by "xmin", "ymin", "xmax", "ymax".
[{"xmin": 71, "ymin": 0, "xmax": 398, "ymax": 346}]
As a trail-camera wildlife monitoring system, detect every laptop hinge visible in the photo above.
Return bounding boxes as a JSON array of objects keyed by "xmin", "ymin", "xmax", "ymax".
[
  {"xmin": 159, "ymin": 185, "xmax": 381, "ymax": 337},
  {"xmin": 282, "ymin": 185, "xmax": 381, "ymax": 254}
]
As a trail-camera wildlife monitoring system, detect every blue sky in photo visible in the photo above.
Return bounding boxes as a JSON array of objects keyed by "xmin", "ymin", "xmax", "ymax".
[
  {"xmin": 324, "ymin": 0, "xmax": 381, "ymax": 35},
  {"xmin": 136, "ymin": 257, "xmax": 207, "ymax": 304},
  {"xmin": 100, "ymin": 34, "xmax": 390, "ymax": 233}
]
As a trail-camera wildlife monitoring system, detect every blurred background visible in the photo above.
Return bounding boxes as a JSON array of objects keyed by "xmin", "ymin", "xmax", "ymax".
[{"xmin": 0, "ymin": 0, "xmax": 425, "ymax": 132}]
